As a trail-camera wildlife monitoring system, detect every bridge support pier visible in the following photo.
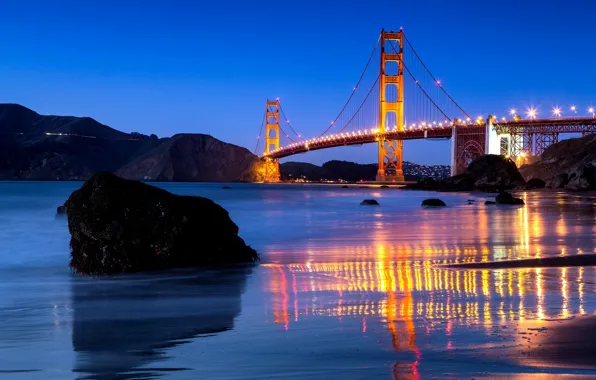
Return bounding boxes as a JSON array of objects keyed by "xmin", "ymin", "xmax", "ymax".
[
  {"xmin": 264, "ymin": 99, "xmax": 281, "ymax": 183},
  {"xmin": 376, "ymin": 138, "xmax": 404, "ymax": 182},
  {"xmin": 376, "ymin": 29, "xmax": 405, "ymax": 182}
]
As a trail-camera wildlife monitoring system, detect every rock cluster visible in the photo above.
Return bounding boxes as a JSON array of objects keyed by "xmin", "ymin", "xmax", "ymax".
[
  {"xmin": 66, "ymin": 172, "xmax": 258, "ymax": 275},
  {"xmin": 405, "ymin": 155, "xmax": 525, "ymax": 192}
]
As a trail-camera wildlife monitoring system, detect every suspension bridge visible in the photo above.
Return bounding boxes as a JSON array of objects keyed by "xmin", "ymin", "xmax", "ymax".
[{"xmin": 254, "ymin": 29, "xmax": 596, "ymax": 183}]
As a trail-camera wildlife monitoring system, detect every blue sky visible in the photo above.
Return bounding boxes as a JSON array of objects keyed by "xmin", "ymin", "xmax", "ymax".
[{"xmin": 1, "ymin": 0, "xmax": 595, "ymax": 165}]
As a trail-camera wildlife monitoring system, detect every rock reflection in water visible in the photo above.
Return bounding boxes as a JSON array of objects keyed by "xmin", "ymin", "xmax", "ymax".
[{"xmin": 71, "ymin": 266, "xmax": 252, "ymax": 379}]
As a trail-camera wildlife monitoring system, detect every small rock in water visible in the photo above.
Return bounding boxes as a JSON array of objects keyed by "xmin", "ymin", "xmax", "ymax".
[
  {"xmin": 56, "ymin": 204, "xmax": 68, "ymax": 216},
  {"xmin": 485, "ymin": 201, "xmax": 497, "ymax": 205},
  {"xmin": 422, "ymin": 198, "xmax": 446, "ymax": 207},
  {"xmin": 221, "ymin": 186, "xmax": 232, "ymax": 190},
  {"xmin": 496, "ymin": 191, "xmax": 525, "ymax": 205},
  {"xmin": 360, "ymin": 199, "xmax": 380, "ymax": 206}
]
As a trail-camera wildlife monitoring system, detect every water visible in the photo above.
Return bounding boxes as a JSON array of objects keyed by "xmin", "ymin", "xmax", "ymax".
[{"xmin": 1, "ymin": 182, "xmax": 596, "ymax": 379}]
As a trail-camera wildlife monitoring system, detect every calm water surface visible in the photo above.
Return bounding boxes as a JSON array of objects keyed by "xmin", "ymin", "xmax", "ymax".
[{"xmin": 1, "ymin": 182, "xmax": 596, "ymax": 379}]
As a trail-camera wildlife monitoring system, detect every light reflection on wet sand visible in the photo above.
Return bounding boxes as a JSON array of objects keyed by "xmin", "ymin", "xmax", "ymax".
[{"xmin": 261, "ymin": 191, "xmax": 596, "ymax": 378}]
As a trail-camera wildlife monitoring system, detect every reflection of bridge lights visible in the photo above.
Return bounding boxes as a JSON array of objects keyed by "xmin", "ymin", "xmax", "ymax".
[
  {"xmin": 553, "ymin": 107, "xmax": 562, "ymax": 118},
  {"xmin": 526, "ymin": 108, "xmax": 537, "ymax": 119}
]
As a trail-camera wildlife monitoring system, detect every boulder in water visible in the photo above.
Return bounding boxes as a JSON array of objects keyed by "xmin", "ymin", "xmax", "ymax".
[
  {"xmin": 360, "ymin": 199, "xmax": 379, "ymax": 206},
  {"xmin": 66, "ymin": 172, "xmax": 258, "ymax": 275},
  {"xmin": 56, "ymin": 204, "xmax": 68, "ymax": 216},
  {"xmin": 422, "ymin": 198, "xmax": 446, "ymax": 207},
  {"xmin": 495, "ymin": 191, "xmax": 525, "ymax": 205}
]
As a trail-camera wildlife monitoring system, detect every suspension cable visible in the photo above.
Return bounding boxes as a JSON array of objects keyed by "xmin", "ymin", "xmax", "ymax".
[
  {"xmin": 279, "ymin": 124, "xmax": 297, "ymax": 143},
  {"xmin": 401, "ymin": 32, "xmax": 471, "ymax": 120},
  {"xmin": 336, "ymin": 75, "xmax": 380, "ymax": 133},
  {"xmin": 278, "ymin": 103, "xmax": 304, "ymax": 141},
  {"xmin": 319, "ymin": 34, "xmax": 382, "ymax": 137},
  {"xmin": 388, "ymin": 40, "xmax": 452, "ymax": 122}
]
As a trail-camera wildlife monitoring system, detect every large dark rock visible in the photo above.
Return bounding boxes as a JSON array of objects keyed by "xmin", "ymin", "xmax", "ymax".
[
  {"xmin": 441, "ymin": 155, "xmax": 525, "ymax": 192},
  {"xmin": 520, "ymin": 134, "xmax": 596, "ymax": 191},
  {"xmin": 422, "ymin": 198, "xmax": 446, "ymax": 207},
  {"xmin": 495, "ymin": 191, "xmax": 525, "ymax": 205},
  {"xmin": 66, "ymin": 172, "xmax": 257, "ymax": 275}
]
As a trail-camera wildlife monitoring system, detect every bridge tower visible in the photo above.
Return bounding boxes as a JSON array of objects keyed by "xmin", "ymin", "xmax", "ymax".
[
  {"xmin": 264, "ymin": 99, "xmax": 281, "ymax": 182},
  {"xmin": 376, "ymin": 30, "xmax": 405, "ymax": 182}
]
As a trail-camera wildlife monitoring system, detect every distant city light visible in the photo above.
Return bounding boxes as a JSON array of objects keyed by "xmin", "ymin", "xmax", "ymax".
[{"xmin": 526, "ymin": 108, "xmax": 538, "ymax": 119}]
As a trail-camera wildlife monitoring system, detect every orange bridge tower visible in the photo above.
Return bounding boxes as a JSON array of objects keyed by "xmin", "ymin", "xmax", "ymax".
[
  {"xmin": 376, "ymin": 30, "xmax": 405, "ymax": 182},
  {"xmin": 264, "ymin": 99, "xmax": 281, "ymax": 182}
]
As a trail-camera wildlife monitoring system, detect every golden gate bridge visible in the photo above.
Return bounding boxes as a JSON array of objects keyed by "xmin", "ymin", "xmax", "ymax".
[{"xmin": 254, "ymin": 29, "xmax": 596, "ymax": 182}]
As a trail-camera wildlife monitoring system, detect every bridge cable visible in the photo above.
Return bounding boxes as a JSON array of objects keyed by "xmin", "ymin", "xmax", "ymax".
[
  {"xmin": 388, "ymin": 40, "xmax": 452, "ymax": 122},
  {"xmin": 318, "ymin": 34, "xmax": 382, "ymax": 137},
  {"xmin": 401, "ymin": 32, "xmax": 472, "ymax": 120},
  {"xmin": 335, "ymin": 75, "xmax": 380, "ymax": 134},
  {"xmin": 278, "ymin": 104, "xmax": 304, "ymax": 141}
]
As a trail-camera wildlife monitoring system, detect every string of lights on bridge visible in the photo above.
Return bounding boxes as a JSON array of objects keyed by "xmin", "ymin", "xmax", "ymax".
[
  {"xmin": 509, "ymin": 105, "xmax": 596, "ymax": 120},
  {"xmin": 262, "ymin": 103, "xmax": 596, "ymax": 158}
]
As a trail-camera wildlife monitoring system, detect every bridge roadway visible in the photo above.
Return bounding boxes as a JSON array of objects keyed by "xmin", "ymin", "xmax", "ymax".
[
  {"xmin": 265, "ymin": 126, "xmax": 454, "ymax": 159},
  {"xmin": 493, "ymin": 117, "xmax": 596, "ymax": 134},
  {"xmin": 264, "ymin": 117, "xmax": 596, "ymax": 160}
]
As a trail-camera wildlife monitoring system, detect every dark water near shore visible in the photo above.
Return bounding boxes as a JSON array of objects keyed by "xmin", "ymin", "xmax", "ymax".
[{"xmin": 1, "ymin": 182, "xmax": 596, "ymax": 379}]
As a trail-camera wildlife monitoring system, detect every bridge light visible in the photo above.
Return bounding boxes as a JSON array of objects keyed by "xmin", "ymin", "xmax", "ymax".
[
  {"xmin": 589, "ymin": 107, "xmax": 595, "ymax": 117},
  {"xmin": 570, "ymin": 105, "xmax": 577, "ymax": 113},
  {"xmin": 509, "ymin": 108, "xmax": 516, "ymax": 116},
  {"xmin": 526, "ymin": 107, "xmax": 537, "ymax": 120},
  {"xmin": 553, "ymin": 107, "xmax": 562, "ymax": 118},
  {"xmin": 466, "ymin": 117, "xmax": 471, "ymax": 122},
  {"xmin": 436, "ymin": 80, "xmax": 441, "ymax": 86},
  {"xmin": 502, "ymin": 117, "xmax": 506, "ymax": 121}
]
